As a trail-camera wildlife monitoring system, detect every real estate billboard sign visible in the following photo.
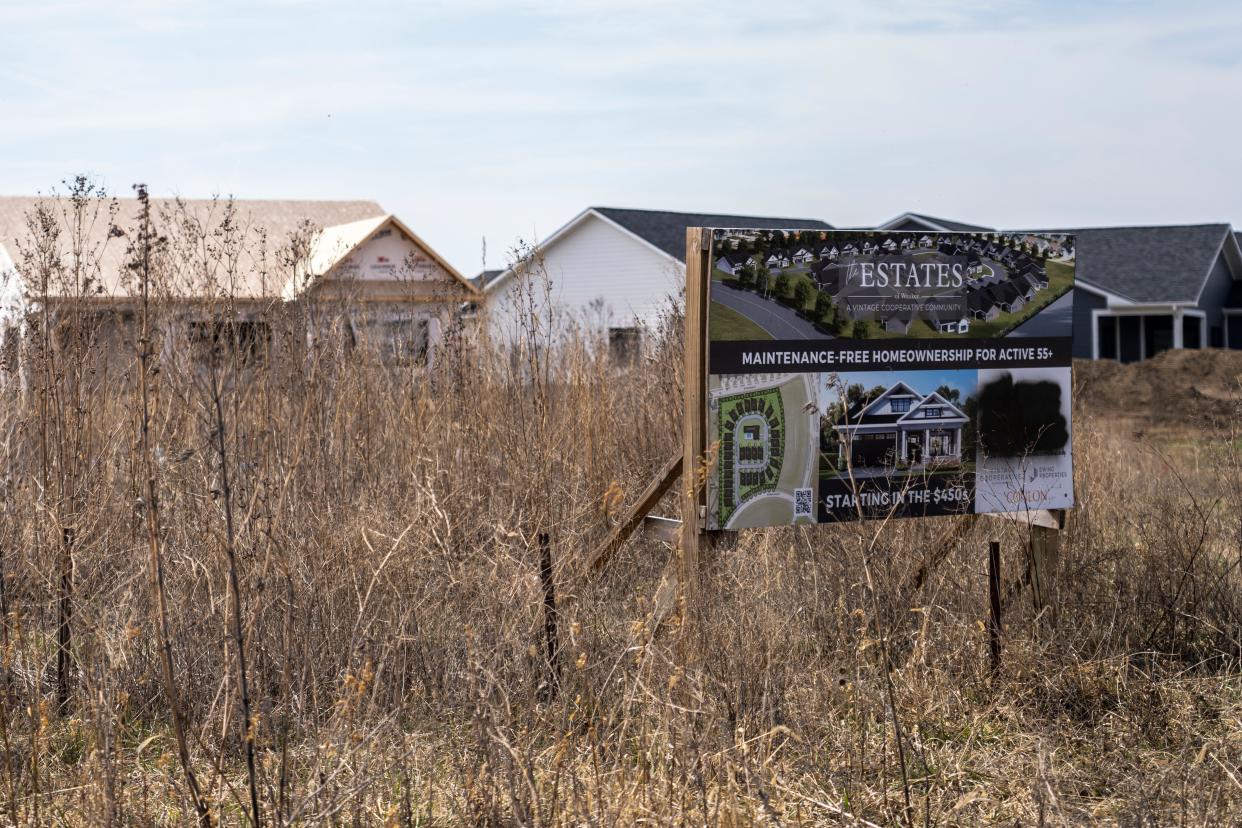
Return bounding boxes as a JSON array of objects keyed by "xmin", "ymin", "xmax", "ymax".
[{"xmin": 704, "ymin": 228, "xmax": 1075, "ymax": 529}]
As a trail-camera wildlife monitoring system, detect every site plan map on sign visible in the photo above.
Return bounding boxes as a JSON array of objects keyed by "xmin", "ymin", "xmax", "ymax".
[{"xmin": 705, "ymin": 228, "xmax": 1076, "ymax": 530}]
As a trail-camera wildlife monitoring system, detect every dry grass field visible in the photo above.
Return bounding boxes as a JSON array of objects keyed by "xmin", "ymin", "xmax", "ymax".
[{"xmin": 1, "ymin": 193, "xmax": 1240, "ymax": 826}]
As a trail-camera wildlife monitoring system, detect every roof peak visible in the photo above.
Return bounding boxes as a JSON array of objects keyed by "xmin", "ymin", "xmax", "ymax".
[
  {"xmin": 591, "ymin": 205, "xmax": 829, "ymax": 223},
  {"xmin": 1031, "ymin": 222, "xmax": 1231, "ymax": 233}
]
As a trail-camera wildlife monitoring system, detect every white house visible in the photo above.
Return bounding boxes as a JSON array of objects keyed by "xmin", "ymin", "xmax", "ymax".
[
  {"xmin": 482, "ymin": 207, "xmax": 831, "ymax": 353},
  {"xmin": 834, "ymin": 382, "xmax": 969, "ymax": 469},
  {"xmin": 715, "ymin": 252, "xmax": 752, "ymax": 276},
  {"xmin": 0, "ymin": 196, "xmax": 479, "ymax": 373}
]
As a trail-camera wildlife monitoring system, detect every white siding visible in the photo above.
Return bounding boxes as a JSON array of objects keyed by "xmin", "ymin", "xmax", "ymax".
[
  {"xmin": 331, "ymin": 225, "xmax": 455, "ymax": 284},
  {"xmin": 486, "ymin": 212, "xmax": 684, "ymax": 342}
]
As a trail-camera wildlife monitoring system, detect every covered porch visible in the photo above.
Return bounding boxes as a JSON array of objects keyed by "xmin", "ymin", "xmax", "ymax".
[
  {"xmin": 839, "ymin": 426, "xmax": 962, "ymax": 468},
  {"xmin": 1092, "ymin": 307, "xmax": 1207, "ymax": 363}
]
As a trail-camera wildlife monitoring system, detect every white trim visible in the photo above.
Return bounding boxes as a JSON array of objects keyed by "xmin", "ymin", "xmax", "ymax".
[
  {"xmin": 1223, "ymin": 308, "xmax": 1242, "ymax": 349},
  {"xmin": 483, "ymin": 207, "xmax": 595, "ymax": 293},
  {"xmin": 1075, "ymin": 278, "xmax": 1135, "ymax": 305},
  {"xmin": 286, "ymin": 213, "xmax": 480, "ymax": 300},
  {"xmin": 485, "ymin": 207, "xmax": 687, "ymax": 294},
  {"xmin": 588, "ymin": 210, "xmax": 688, "ymax": 270},
  {"xmin": 1191, "ymin": 229, "xmax": 1232, "ymax": 308},
  {"xmin": 856, "ymin": 381, "xmax": 921, "ymax": 419},
  {"xmin": 1222, "ymin": 230, "xmax": 1242, "ymax": 280},
  {"xmin": 1096, "ymin": 305, "xmax": 1204, "ymax": 314},
  {"xmin": 1091, "ymin": 307, "xmax": 1207, "ymax": 360},
  {"xmin": 897, "ymin": 390, "xmax": 969, "ymax": 423}
]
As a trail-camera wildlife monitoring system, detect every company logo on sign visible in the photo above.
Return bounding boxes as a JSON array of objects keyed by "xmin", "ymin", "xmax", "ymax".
[{"xmin": 848, "ymin": 256, "xmax": 968, "ymax": 290}]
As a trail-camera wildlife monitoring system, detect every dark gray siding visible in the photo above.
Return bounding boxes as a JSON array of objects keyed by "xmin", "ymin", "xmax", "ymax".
[
  {"xmin": 1072, "ymin": 287, "xmax": 1105, "ymax": 358},
  {"xmin": 1195, "ymin": 252, "xmax": 1236, "ymax": 347}
]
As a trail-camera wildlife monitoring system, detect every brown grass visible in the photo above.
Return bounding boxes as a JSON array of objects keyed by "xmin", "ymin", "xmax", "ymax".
[{"xmin": 0, "ymin": 185, "xmax": 1240, "ymax": 825}]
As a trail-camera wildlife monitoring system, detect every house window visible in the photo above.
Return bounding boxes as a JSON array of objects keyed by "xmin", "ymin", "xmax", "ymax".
[
  {"xmin": 922, "ymin": 407, "xmax": 942, "ymax": 418},
  {"xmin": 890, "ymin": 397, "xmax": 911, "ymax": 413},
  {"xmin": 379, "ymin": 317, "xmax": 429, "ymax": 364},
  {"xmin": 188, "ymin": 319, "xmax": 270, "ymax": 363},
  {"xmin": 1182, "ymin": 315, "xmax": 1201, "ymax": 349},
  {"xmin": 1144, "ymin": 315, "xmax": 1173, "ymax": 358},
  {"xmin": 0, "ymin": 328, "xmax": 17, "ymax": 376},
  {"xmin": 1097, "ymin": 316, "xmax": 1117, "ymax": 360},
  {"xmin": 609, "ymin": 327, "xmax": 641, "ymax": 365},
  {"xmin": 935, "ymin": 430, "xmax": 958, "ymax": 454}
]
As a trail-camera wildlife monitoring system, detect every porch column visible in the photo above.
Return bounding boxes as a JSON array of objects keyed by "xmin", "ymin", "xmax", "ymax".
[
  {"xmin": 923, "ymin": 430, "xmax": 930, "ymax": 458},
  {"xmin": 1173, "ymin": 308, "xmax": 1184, "ymax": 349},
  {"xmin": 899, "ymin": 431, "xmax": 906, "ymax": 461},
  {"xmin": 427, "ymin": 315, "xmax": 443, "ymax": 371}
]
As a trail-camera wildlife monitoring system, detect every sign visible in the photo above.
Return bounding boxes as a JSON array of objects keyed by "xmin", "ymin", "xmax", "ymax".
[{"xmin": 704, "ymin": 228, "xmax": 1075, "ymax": 529}]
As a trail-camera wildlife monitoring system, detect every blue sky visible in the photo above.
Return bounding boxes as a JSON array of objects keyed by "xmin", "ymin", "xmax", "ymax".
[
  {"xmin": 2, "ymin": 1, "xmax": 1241, "ymax": 274},
  {"xmin": 818, "ymin": 369, "xmax": 977, "ymax": 410}
]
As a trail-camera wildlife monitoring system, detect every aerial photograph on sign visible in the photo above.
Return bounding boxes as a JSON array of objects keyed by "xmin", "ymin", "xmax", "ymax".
[
  {"xmin": 710, "ymin": 229, "xmax": 1075, "ymax": 341},
  {"xmin": 707, "ymin": 372, "xmax": 819, "ymax": 530}
]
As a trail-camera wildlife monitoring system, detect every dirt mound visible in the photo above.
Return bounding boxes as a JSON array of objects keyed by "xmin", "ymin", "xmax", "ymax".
[{"xmin": 1074, "ymin": 349, "xmax": 1242, "ymax": 430}]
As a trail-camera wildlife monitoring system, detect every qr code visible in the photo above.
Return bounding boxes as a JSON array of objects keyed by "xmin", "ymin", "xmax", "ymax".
[{"xmin": 794, "ymin": 487, "xmax": 814, "ymax": 517}]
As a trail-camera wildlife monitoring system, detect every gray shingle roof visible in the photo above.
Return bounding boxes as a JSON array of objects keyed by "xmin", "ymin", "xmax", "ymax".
[
  {"xmin": 904, "ymin": 213, "xmax": 993, "ymax": 232},
  {"xmin": 1044, "ymin": 224, "xmax": 1232, "ymax": 304},
  {"xmin": 592, "ymin": 207, "xmax": 832, "ymax": 262},
  {"xmin": 472, "ymin": 269, "xmax": 504, "ymax": 289}
]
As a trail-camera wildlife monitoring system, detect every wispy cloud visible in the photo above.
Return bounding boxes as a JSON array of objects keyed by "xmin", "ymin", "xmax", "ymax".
[{"xmin": 1, "ymin": 0, "xmax": 1240, "ymax": 271}]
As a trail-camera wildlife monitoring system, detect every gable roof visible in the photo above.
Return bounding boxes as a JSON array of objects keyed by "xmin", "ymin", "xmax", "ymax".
[
  {"xmin": 718, "ymin": 251, "xmax": 751, "ymax": 265},
  {"xmin": 0, "ymin": 195, "xmax": 477, "ymax": 302},
  {"xmin": 877, "ymin": 212, "xmax": 993, "ymax": 232},
  {"xmin": 591, "ymin": 207, "xmax": 833, "ymax": 262},
  {"xmin": 485, "ymin": 206, "xmax": 834, "ymax": 294},
  {"xmin": 900, "ymin": 390, "xmax": 968, "ymax": 422},
  {"xmin": 849, "ymin": 381, "xmax": 919, "ymax": 421},
  {"xmin": 282, "ymin": 213, "xmax": 479, "ymax": 300},
  {"xmin": 1034, "ymin": 223, "xmax": 1234, "ymax": 304},
  {"xmin": 968, "ymin": 288, "xmax": 997, "ymax": 311}
]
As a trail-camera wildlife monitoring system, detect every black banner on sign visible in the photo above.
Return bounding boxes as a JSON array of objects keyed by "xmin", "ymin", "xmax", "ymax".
[
  {"xmin": 709, "ymin": 337, "xmax": 1072, "ymax": 375},
  {"xmin": 818, "ymin": 473, "xmax": 975, "ymax": 522}
]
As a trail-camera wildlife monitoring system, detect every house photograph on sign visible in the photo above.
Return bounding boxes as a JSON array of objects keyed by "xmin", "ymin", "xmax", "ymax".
[{"xmin": 706, "ymin": 228, "xmax": 1075, "ymax": 529}]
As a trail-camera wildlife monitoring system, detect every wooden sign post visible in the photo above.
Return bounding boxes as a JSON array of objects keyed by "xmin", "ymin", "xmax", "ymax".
[{"xmin": 679, "ymin": 227, "xmax": 713, "ymax": 646}]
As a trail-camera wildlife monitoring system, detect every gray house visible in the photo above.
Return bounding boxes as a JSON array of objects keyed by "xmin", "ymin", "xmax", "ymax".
[
  {"xmin": 872, "ymin": 212, "xmax": 1242, "ymax": 362},
  {"xmin": 1062, "ymin": 225, "xmax": 1242, "ymax": 361}
]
